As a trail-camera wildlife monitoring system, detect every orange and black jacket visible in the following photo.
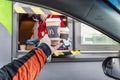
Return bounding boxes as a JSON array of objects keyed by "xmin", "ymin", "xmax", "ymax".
[{"xmin": 0, "ymin": 43, "xmax": 51, "ymax": 80}]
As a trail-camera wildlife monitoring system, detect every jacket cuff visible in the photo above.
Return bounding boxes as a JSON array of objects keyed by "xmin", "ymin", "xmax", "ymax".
[{"xmin": 37, "ymin": 43, "xmax": 52, "ymax": 57}]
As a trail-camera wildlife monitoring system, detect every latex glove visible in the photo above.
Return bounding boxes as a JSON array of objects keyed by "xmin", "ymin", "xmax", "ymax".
[{"xmin": 26, "ymin": 38, "xmax": 39, "ymax": 45}]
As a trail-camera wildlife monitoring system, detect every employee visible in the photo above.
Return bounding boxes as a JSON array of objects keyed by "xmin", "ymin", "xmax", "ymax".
[{"xmin": 0, "ymin": 34, "xmax": 58, "ymax": 80}]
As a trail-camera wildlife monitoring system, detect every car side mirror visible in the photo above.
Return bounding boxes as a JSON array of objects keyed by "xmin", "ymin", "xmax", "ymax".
[{"xmin": 102, "ymin": 57, "xmax": 120, "ymax": 80}]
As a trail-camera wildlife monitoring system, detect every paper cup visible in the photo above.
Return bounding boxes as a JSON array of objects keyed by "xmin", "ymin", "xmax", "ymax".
[
  {"xmin": 46, "ymin": 18, "xmax": 61, "ymax": 46},
  {"xmin": 20, "ymin": 45, "xmax": 26, "ymax": 50},
  {"xmin": 46, "ymin": 18, "xmax": 61, "ymax": 26},
  {"xmin": 60, "ymin": 27, "xmax": 69, "ymax": 40}
]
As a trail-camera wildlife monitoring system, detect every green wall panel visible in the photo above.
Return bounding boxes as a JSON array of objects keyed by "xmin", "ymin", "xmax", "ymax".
[{"xmin": 0, "ymin": 0, "xmax": 12, "ymax": 35}]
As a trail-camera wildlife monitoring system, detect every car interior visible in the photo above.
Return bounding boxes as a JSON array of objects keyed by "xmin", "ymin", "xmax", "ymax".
[{"xmin": 7, "ymin": 0, "xmax": 120, "ymax": 80}]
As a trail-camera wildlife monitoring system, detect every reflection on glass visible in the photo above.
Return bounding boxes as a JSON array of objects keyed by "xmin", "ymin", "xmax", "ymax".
[{"xmin": 81, "ymin": 23, "xmax": 118, "ymax": 45}]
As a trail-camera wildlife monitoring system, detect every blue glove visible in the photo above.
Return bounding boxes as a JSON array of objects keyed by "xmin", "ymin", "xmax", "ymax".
[{"xmin": 26, "ymin": 38, "xmax": 39, "ymax": 45}]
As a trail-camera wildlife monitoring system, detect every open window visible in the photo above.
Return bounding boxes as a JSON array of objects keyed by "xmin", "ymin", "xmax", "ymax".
[{"xmin": 18, "ymin": 13, "xmax": 68, "ymax": 51}]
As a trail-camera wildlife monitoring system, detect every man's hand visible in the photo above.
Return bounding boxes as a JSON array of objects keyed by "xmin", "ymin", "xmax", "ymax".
[
  {"xmin": 39, "ymin": 34, "xmax": 62, "ymax": 54},
  {"xmin": 39, "ymin": 34, "xmax": 51, "ymax": 47}
]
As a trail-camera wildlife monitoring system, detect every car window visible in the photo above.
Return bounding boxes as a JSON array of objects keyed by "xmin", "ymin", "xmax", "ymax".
[
  {"xmin": 81, "ymin": 23, "xmax": 118, "ymax": 45},
  {"xmin": 12, "ymin": 2, "xmax": 120, "ymax": 61}
]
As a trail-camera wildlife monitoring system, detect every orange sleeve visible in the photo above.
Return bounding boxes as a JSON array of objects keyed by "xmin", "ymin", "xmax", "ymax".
[
  {"xmin": 0, "ymin": 43, "xmax": 51, "ymax": 80},
  {"xmin": 13, "ymin": 49, "xmax": 47, "ymax": 80}
]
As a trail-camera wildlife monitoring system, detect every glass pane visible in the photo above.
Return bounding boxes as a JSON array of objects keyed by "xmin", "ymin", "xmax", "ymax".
[
  {"xmin": 81, "ymin": 23, "xmax": 119, "ymax": 45},
  {"xmin": 108, "ymin": 0, "xmax": 120, "ymax": 10}
]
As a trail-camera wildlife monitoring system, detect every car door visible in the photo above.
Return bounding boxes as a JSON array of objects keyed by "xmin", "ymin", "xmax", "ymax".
[{"xmin": 10, "ymin": 0, "xmax": 120, "ymax": 80}]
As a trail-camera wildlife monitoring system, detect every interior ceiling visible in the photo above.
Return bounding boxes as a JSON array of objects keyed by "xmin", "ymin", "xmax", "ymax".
[{"xmin": 11, "ymin": 0, "xmax": 120, "ymax": 43}]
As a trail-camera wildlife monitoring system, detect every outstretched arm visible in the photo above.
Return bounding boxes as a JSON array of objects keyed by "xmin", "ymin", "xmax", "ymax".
[{"xmin": 0, "ymin": 35, "xmax": 52, "ymax": 80}]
